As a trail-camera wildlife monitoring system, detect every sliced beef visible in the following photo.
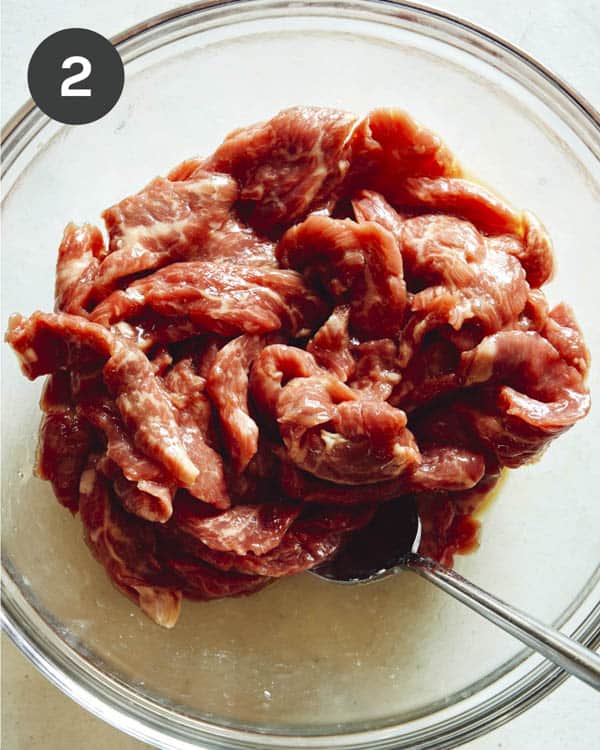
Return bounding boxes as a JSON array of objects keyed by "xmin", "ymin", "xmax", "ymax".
[
  {"xmin": 280, "ymin": 447, "xmax": 485, "ymax": 504},
  {"xmin": 5, "ymin": 105, "xmax": 591, "ymax": 626},
  {"xmin": 307, "ymin": 306, "xmax": 354, "ymax": 382},
  {"xmin": 206, "ymin": 335, "xmax": 266, "ymax": 473},
  {"xmin": 5, "ymin": 312, "xmax": 114, "ymax": 379},
  {"xmin": 90, "ymin": 261, "xmax": 326, "ymax": 338},
  {"xmin": 400, "ymin": 215, "xmax": 529, "ymax": 336},
  {"xmin": 95, "ymin": 172, "xmax": 238, "ymax": 298},
  {"xmin": 459, "ymin": 330, "xmax": 591, "ymax": 466},
  {"xmin": 36, "ymin": 372, "xmax": 94, "ymax": 512},
  {"xmin": 541, "ymin": 303, "xmax": 590, "ymax": 377},
  {"xmin": 55, "ymin": 223, "xmax": 106, "ymax": 314},
  {"xmin": 204, "ymin": 106, "xmax": 358, "ymax": 230},
  {"xmin": 347, "ymin": 108, "xmax": 458, "ymax": 199},
  {"xmin": 278, "ymin": 214, "xmax": 407, "ymax": 337},
  {"xmin": 171, "ymin": 492, "xmax": 301, "ymax": 556},
  {"xmin": 400, "ymin": 177, "xmax": 523, "ymax": 236},
  {"xmin": 79, "ymin": 464, "xmax": 182, "ymax": 627}
]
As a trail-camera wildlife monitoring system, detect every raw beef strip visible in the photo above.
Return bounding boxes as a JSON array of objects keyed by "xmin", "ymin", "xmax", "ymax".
[
  {"xmin": 171, "ymin": 492, "xmax": 301, "ymax": 555},
  {"xmin": 487, "ymin": 212, "xmax": 554, "ymax": 288},
  {"xmin": 98, "ymin": 457, "xmax": 172, "ymax": 524},
  {"xmin": 280, "ymin": 447, "xmax": 485, "ymax": 504},
  {"xmin": 204, "ymin": 106, "xmax": 359, "ymax": 230},
  {"xmin": 198, "ymin": 216, "xmax": 277, "ymax": 266},
  {"xmin": 367, "ymin": 179, "xmax": 551, "ymax": 291},
  {"xmin": 351, "ymin": 189, "xmax": 407, "ymax": 234},
  {"xmin": 206, "ymin": 335, "xmax": 266, "ymax": 473},
  {"xmin": 515, "ymin": 289, "xmax": 550, "ymax": 333},
  {"xmin": 278, "ymin": 214, "xmax": 407, "ymax": 337},
  {"xmin": 169, "ymin": 161, "xmax": 279, "ymax": 264},
  {"xmin": 80, "ymin": 400, "xmax": 176, "ymax": 521},
  {"xmin": 104, "ymin": 342, "xmax": 198, "ymax": 486},
  {"xmin": 307, "ymin": 306, "xmax": 355, "ymax": 382},
  {"xmin": 162, "ymin": 357, "xmax": 213, "ymax": 439},
  {"xmin": 346, "ymin": 108, "xmax": 458, "ymax": 199},
  {"xmin": 401, "ymin": 178, "xmax": 523, "ymax": 236},
  {"xmin": 101, "ymin": 343, "xmax": 231, "ymax": 509},
  {"xmin": 162, "ymin": 355, "xmax": 230, "ymax": 509},
  {"xmin": 165, "ymin": 555, "xmax": 270, "ymax": 601},
  {"xmin": 541, "ymin": 303, "xmax": 590, "ymax": 377},
  {"xmin": 36, "ymin": 372, "xmax": 94, "ymax": 512},
  {"xmin": 391, "ymin": 334, "xmax": 460, "ymax": 412},
  {"xmin": 94, "ymin": 172, "xmax": 238, "ymax": 299},
  {"xmin": 166, "ymin": 158, "xmax": 205, "ymax": 181},
  {"xmin": 172, "ymin": 520, "xmax": 345, "ymax": 578},
  {"xmin": 5, "ymin": 312, "xmax": 114, "ymax": 379},
  {"xmin": 299, "ymin": 503, "xmax": 377, "ymax": 533},
  {"xmin": 350, "ymin": 338, "xmax": 401, "ymax": 400},
  {"xmin": 277, "ymin": 376, "xmax": 420, "ymax": 484},
  {"xmin": 399, "ymin": 215, "xmax": 529, "ymax": 336},
  {"xmin": 79, "ymin": 464, "xmax": 182, "ymax": 627},
  {"xmin": 55, "ymin": 223, "xmax": 106, "ymax": 314},
  {"xmin": 250, "ymin": 344, "xmax": 321, "ymax": 414},
  {"xmin": 251, "ymin": 344, "xmax": 419, "ymax": 484},
  {"xmin": 90, "ymin": 261, "xmax": 326, "ymax": 338},
  {"xmin": 459, "ymin": 330, "xmax": 591, "ymax": 466}
]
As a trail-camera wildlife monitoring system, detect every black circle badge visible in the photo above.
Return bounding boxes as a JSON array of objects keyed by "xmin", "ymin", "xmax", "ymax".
[{"xmin": 28, "ymin": 28, "xmax": 124, "ymax": 125}]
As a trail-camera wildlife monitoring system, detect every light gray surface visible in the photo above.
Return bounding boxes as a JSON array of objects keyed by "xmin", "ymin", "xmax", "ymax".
[{"xmin": 1, "ymin": 1, "xmax": 599, "ymax": 749}]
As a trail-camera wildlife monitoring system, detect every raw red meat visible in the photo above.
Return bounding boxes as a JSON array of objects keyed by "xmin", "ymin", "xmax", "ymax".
[
  {"xmin": 171, "ymin": 492, "xmax": 300, "ymax": 556},
  {"xmin": 204, "ymin": 106, "xmax": 358, "ymax": 230},
  {"xmin": 164, "ymin": 555, "xmax": 271, "ymax": 601},
  {"xmin": 90, "ymin": 261, "xmax": 325, "ymax": 338},
  {"xmin": 95, "ymin": 172, "xmax": 239, "ymax": 296},
  {"xmin": 206, "ymin": 335, "xmax": 267, "ymax": 473},
  {"xmin": 280, "ymin": 447, "xmax": 485, "ymax": 504},
  {"xmin": 458, "ymin": 330, "xmax": 590, "ymax": 466},
  {"xmin": 277, "ymin": 214, "xmax": 407, "ymax": 338},
  {"xmin": 347, "ymin": 109, "xmax": 458, "ymax": 200},
  {"xmin": 36, "ymin": 372, "xmax": 94, "ymax": 512},
  {"xmin": 170, "ymin": 520, "xmax": 346, "ymax": 578},
  {"xmin": 79, "ymin": 463, "xmax": 182, "ymax": 628},
  {"xmin": 104, "ymin": 342, "xmax": 199, "ymax": 486},
  {"xmin": 5, "ymin": 105, "xmax": 590, "ymax": 627},
  {"xmin": 306, "ymin": 306, "xmax": 354, "ymax": 382},
  {"xmin": 541, "ymin": 303, "xmax": 590, "ymax": 377},
  {"xmin": 6, "ymin": 311, "xmax": 114, "ymax": 379},
  {"xmin": 55, "ymin": 223, "xmax": 106, "ymax": 315},
  {"xmin": 79, "ymin": 398, "xmax": 176, "ymax": 520},
  {"xmin": 401, "ymin": 178, "xmax": 523, "ymax": 236},
  {"xmin": 400, "ymin": 215, "xmax": 529, "ymax": 336}
]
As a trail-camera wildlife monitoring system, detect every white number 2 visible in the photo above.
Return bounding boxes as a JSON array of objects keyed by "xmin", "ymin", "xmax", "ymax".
[{"xmin": 61, "ymin": 56, "xmax": 92, "ymax": 97}]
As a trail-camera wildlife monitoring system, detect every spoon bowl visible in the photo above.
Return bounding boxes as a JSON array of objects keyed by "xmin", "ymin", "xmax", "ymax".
[
  {"xmin": 313, "ymin": 498, "xmax": 422, "ymax": 583},
  {"xmin": 313, "ymin": 497, "xmax": 600, "ymax": 691}
]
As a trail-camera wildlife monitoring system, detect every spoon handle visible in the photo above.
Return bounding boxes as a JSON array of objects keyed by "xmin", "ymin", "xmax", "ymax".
[{"xmin": 405, "ymin": 554, "xmax": 600, "ymax": 690}]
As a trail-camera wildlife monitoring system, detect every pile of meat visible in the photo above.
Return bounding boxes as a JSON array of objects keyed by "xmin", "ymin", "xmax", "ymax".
[{"xmin": 6, "ymin": 106, "xmax": 590, "ymax": 628}]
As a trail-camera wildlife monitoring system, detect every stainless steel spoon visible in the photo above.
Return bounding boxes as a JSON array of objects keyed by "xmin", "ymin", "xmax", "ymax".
[{"xmin": 313, "ymin": 498, "xmax": 600, "ymax": 690}]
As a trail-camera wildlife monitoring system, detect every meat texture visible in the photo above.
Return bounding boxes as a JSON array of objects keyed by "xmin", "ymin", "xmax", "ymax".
[
  {"xmin": 90, "ymin": 261, "xmax": 326, "ymax": 341},
  {"xmin": 278, "ymin": 214, "xmax": 407, "ymax": 338},
  {"xmin": 79, "ymin": 464, "xmax": 182, "ymax": 628},
  {"xmin": 204, "ymin": 106, "xmax": 358, "ymax": 231},
  {"xmin": 206, "ymin": 335, "xmax": 267, "ymax": 473},
  {"xmin": 5, "ymin": 105, "xmax": 590, "ymax": 627}
]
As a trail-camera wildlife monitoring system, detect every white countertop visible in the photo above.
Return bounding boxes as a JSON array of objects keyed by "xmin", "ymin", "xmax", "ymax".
[{"xmin": 1, "ymin": 1, "xmax": 599, "ymax": 748}]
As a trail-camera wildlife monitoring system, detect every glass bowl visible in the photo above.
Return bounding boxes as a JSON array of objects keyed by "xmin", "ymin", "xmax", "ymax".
[{"xmin": 2, "ymin": 2, "xmax": 599, "ymax": 748}]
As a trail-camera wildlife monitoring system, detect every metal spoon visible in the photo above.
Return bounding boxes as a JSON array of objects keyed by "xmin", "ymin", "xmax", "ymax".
[{"xmin": 313, "ymin": 498, "xmax": 600, "ymax": 690}]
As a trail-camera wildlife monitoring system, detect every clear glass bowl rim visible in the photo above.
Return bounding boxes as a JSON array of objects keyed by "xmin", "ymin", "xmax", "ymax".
[{"xmin": 1, "ymin": 2, "xmax": 599, "ymax": 749}]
